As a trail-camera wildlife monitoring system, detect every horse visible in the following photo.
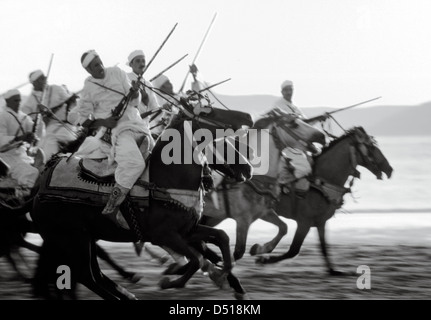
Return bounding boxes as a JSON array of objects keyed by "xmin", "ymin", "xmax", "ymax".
[
  {"xmin": 201, "ymin": 115, "xmax": 393, "ymax": 274},
  {"xmin": 30, "ymin": 96, "xmax": 254, "ymax": 300}
]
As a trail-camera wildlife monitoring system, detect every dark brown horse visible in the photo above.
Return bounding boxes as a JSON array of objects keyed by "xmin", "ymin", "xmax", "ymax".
[
  {"xmin": 202, "ymin": 125, "xmax": 393, "ymax": 275},
  {"xmin": 30, "ymin": 96, "xmax": 253, "ymax": 299}
]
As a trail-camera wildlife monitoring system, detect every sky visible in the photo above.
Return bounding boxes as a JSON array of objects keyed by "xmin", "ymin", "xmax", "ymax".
[{"xmin": 1, "ymin": 0, "xmax": 431, "ymax": 109}]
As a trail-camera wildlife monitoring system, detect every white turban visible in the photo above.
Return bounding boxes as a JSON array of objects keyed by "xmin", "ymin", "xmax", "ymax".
[
  {"xmin": 151, "ymin": 74, "xmax": 169, "ymax": 89},
  {"xmin": 29, "ymin": 69, "xmax": 45, "ymax": 83},
  {"xmin": 127, "ymin": 50, "xmax": 145, "ymax": 66},
  {"xmin": 3, "ymin": 89, "xmax": 20, "ymax": 100},
  {"xmin": 81, "ymin": 50, "xmax": 99, "ymax": 68},
  {"xmin": 281, "ymin": 80, "xmax": 294, "ymax": 89}
]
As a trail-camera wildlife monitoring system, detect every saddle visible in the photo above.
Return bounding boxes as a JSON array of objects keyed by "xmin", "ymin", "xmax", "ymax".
[
  {"xmin": 39, "ymin": 155, "xmax": 204, "ymax": 218},
  {"xmin": 38, "ymin": 155, "xmax": 149, "ymax": 208}
]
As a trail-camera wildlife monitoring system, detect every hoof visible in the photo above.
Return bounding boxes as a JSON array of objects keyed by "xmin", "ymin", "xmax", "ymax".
[
  {"xmin": 207, "ymin": 266, "xmax": 229, "ymax": 290},
  {"xmin": 233, "ymin": 251, "xmax": 244, "ymax": 261},
  {"xmin": 249, "ymin": 244, "xmax": 262, "ymax": 256},
  {"xmin": 329, "ymin": 269, "xmax": 354, "ymax": 276},
  {"xmin": 129, "ymin": 272, "xmax": 144, "ymax": 283},
  {"xmin": 163, "ymin": 263, "xmax": 185, "ymax": 275},
  {"xmin": 234, "ymin": 292, "xmax": 250, "ymax": 300},
  {"xmin": 133, "ymin": 241, "xmax": 144, "ymax": 256},
  {"xmin": 159, "ymin": 255, "xmax": 170, "ymax": 266},
  {"xmin": 159, "ymin": 277, "xmax": 172, "ymax": 289},
  {"xmin": 116, "ymin": 285, "xmax": 137, "ymax": 300}
]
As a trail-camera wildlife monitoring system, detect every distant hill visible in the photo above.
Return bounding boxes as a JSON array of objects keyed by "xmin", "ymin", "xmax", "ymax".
[
  {"xmin": 209, "ymin": 92, "xmax": 431, "ymax": 136},
  {"xmin": 3, "ymin": 92, "xmax": 429, "ymax": 136}
]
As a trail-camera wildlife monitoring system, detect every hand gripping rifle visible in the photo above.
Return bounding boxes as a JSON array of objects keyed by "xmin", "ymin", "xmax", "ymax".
[{"xmin": 99, "ymin": 75, "xmax": 143, "ymax": 145}]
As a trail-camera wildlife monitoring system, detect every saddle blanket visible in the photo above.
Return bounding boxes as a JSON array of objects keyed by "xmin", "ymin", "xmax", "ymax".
[{"xmin": 38, "ymin": 155, "xmax": 149, "ymax": 207}]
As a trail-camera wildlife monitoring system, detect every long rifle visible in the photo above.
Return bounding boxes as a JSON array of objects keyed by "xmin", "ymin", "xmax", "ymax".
[
  {"xmin": 197, "ymin": 78, "xmax": 231, "ymax": 94},
  {"xmin": 141, "ymin": 23, "xmax": 178, "ymax": 76},
  {"xmin": 31, "ymin": 53, "xmax": 54, "ymax": 142},
  {"xmin": 150, "ymin": 54, "xmax": 188, "ymax": 82},
  {"xmin": 178, "ymin": 12, "xmax": 217, "ymax": 93},
  {"xmin": 307, "ymin": 96, "xmax": 382, "ymax": 123}
]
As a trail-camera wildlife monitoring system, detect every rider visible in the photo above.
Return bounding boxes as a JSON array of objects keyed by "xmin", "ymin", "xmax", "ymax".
[
  {"xmin": 22, "ymin": 69, "xmax": 79, "ymax": 161},
  {"xmin": 0, "ymin": 89, "xmax": 44, "ymax": 189},
  {"xmin": 271, "ymin": 80, "xmax": 326, "ymax": 195},
  {"xmin": 126, "ymin": 50, "xmax": 161, "ymax": 130},
  {"xmin": 71, "ymin": 50, "xmax": 154, "ymax": 224}
]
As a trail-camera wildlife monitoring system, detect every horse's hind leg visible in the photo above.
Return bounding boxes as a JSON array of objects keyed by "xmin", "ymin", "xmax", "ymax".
[
  {"xmin": 95, "ymin": 243, "xmax": 142, "ymax": 283},
  {"xmin": 80, "ymin": 239, "xmax": 137, "ymax": 300},
  {"xmin": 5, "ymin": 249, "xmax": 31, "ymax": 281},
  {"xmin": 32, "ymin": 236, "xmax": 59, "ymax": 299},
  {"xmin": 250, "ymin": 209, "xmax": 288, "ymax": 256}
]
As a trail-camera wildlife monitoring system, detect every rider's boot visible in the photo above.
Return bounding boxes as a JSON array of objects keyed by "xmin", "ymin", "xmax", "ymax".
[{"xmin": 102, "ymin": 183, "xmax": 130, "ymax": 226}]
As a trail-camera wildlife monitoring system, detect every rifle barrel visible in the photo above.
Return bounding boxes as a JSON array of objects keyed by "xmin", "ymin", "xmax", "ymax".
[
  {"xmin": 328, "ymin": 96, "xmax": 382, "ymax": 115},
  {"xmin": 150, "ymin": 54, "xmax": 188, "ymax": 82},
  {"xmin": 178, "ymin": 12, "xmax": 217, "ymax": 93},
  {"xmin": 142, "ymin": 23, "xmax": 178, "ymax": 75}
]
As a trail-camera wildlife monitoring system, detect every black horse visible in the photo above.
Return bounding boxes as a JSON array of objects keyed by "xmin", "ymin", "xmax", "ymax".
[{"xmin": 30, "ymin": 96, "xmax": 253, "ymax": 300}]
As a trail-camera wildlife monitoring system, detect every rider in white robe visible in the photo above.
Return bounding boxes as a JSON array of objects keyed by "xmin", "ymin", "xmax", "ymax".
[
  {"xmin": 0, "ymin": 89, "xmax": 44, "ymax": 188},
  {"xmin": 126, "ymin": 50, "xmax": 160, "ymax": 131},
  {"xmin": 71, "ymin": 50, "xmax": 153, "ymax": 219},
  {"xmin": 22, "ymin": 70, "xmax": 78, "ymax": 161}
]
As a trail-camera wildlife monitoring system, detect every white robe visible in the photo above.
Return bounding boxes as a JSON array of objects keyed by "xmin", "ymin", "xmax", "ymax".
[
  {"xmin": 73, "ymin": 66, "xmax": 152, "ymax": 189},
  {"xmin": 0, "ymin": 109, "xmax": 41, "ymax": 188},
  {"xmin": 127, "ymin": 72, "xmax": 161, "ymax": 134},
  {"xmin": 272, "ymin": 97, "xmax": 307, "ymax": 119},
  {"xmin": 24, "ymin": 85, "xmax": 78, "ymax": 160}
]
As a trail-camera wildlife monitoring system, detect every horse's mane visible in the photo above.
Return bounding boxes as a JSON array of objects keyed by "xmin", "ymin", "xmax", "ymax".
[
  {"xmin": 165, "ymin": 110, "xmax": 189, "ymax": 129},
  {"xmin": 316, "ymin": 126, "xmax": 365, "ymax": 158},
  {"xmin": 253, "ymin": 112, "xmax": 281, "ymax": 129}
]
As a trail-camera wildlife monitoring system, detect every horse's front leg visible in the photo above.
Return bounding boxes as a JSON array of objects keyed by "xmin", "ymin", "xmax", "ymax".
[
  {"xmin": 317, "ymin": 223, "xmax": 353, "ymax": 276},
  {"xmin": 188, "ymin": 224, "xmax": 233, "ymax": 272},
  {"xmin": 249, "ymin": 209, "xmax": 288, "ymax": 256},
  {"xmin": 256, "ymin": 221, "xmax": 310, "ymax": 264},
  {"xmin": 154, "ymin": 232, "xmax": 202, "ymax": 289},
  {"xmin": 232, "ymin": 216, "xmax": 253, "ymax": 261},
  {"xmin": 188, "ymin": 226, "xmax": 249, "ymax": 300}
]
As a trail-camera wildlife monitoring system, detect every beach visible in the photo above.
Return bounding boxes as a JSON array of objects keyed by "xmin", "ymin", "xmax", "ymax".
[{"xmin": 1, "ymin": 211, "xmax": 430, "ymax": 300}]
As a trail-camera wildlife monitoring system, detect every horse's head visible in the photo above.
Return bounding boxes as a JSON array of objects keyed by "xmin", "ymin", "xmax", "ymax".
[
  {"xmin": 151, "ymin": 95, "xmax": 253, "ymax": 189},
  {"xmin": 207, "ymin": 137, "xmax": 253, "ymax": 183},
  {"xmin": 349, "ymin": 127, "xmax": 393, "ymax": 180}
]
